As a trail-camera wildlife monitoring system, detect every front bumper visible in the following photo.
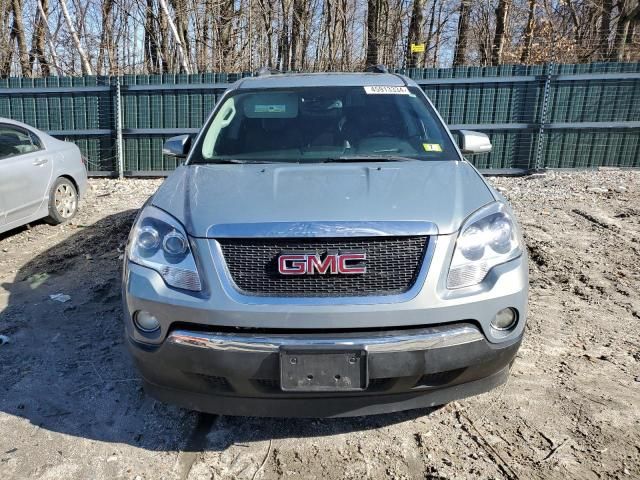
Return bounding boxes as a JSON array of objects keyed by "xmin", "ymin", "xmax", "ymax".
[
  {"xmin": 123, "ymin": 231, "xmax": 528, "ymax": 417},
  {"xmin": 128, "ymin": 322, "xmax": 522, "ymax": 417}
]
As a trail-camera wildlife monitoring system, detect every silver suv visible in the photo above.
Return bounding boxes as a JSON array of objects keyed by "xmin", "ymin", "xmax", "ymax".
[{"xmin": 123, "ymin": 72, "xmax": 528, "ymax": 417}]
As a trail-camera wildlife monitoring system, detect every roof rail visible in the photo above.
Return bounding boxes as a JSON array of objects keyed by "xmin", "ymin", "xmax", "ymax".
[
  {"xmin": 365, "ymin": 64, "xmax": 389, "ymax": 73},
  {"xmin": 256, "ymin": 66, "xmax": 281, "ymax": 77}
]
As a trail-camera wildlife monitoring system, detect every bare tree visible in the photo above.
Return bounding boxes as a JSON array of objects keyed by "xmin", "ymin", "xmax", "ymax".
[
  {"xmin": 290, "ymin": 0, "xmax": 305, "ymax": 70},
  {"xmin": 0, "ymin": 0, "xmax": 638, "ymax": 78},
  {"xmin": 30, "ymin": 0, "xmax": 50, "ymax": 76},
  {"xmin": 366, "ymin": 0, "xmax": 382, "ymax": 66},
  {"xmin": 59, "ymin": 0, "xmax": 93, "ymax": 75},
  {"xmin": 405, "ymin": 0, "xmax": 426, "ymax": 68},
  {"xmin": 520, "ymin": 0, "xmax": 536, "ymax": 63},
  {"xmin": 491, "ymin": 0, "xmax": 511, "ymax": 65},
  {"xmin": 169, "ymin": 0, "xmax": 191, "ymax": 65},
  {"xmin": 11, "ymin": 0, "xmax": 30, "ymax": 76},
  {"xmin": 97, "ymin": 0, "xmax": 114, "ymax": 75},
  {"xmin": 144, "ymin": 0, "xmax": 160, "ymax": 73},
  {"xmin": 599, "ymin": 0, "xmax": 614, "ymax": 60},
  {"xmin": 613, "ymin": 0, "xmax": 640, "ymax": 61},
  {"xmin": 158, "ymin": 0, "xmax": 191, "ymax": 73},
  {"xmin": 453, "ymin": 0, "xmax": 470, "ymax": 66},
  {"xmin": 219, "ymin": 0, "xmax": 236, "ymax": 70}
]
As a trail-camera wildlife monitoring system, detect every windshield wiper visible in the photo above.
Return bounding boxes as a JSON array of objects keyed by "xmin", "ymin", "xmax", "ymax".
[{"xmin": 320, "ymin": 155, "xmax": 417, "ymax": 163}]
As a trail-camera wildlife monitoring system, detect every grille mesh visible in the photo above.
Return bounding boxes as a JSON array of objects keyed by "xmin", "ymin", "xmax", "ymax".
[{"xmin": 218, "ymin": 236, "xmax": 428, "ymax": 297}]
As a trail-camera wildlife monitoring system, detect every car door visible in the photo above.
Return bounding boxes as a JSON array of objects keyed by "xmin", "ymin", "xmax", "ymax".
[{"xmin": 0, "ymin": 124, "xmax": 53, "ymax": 226}]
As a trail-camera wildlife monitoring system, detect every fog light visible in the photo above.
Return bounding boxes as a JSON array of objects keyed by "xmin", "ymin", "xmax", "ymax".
[
  {"xmin": 134, "ymin": 311, "xmax": 160, "ymax": 332},
  {"xmin": 491, "ymin": 308, "xmax": 517, "ymax": 331}
]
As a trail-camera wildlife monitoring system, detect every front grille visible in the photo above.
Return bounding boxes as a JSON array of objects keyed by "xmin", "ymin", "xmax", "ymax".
[{"xmin": 218, "ymin": 236, "xmax": 428, "ymax": 297}]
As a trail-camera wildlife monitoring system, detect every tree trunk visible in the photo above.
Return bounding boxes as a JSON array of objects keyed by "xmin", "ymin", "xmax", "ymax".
[
  {"xmin": 258, "ymin": 0, "xmax": 274, "ymax": 67},
  {"xmin": 144, "ymin": 0, "xmax": 160, "ymax": 73},
  {"xmin": 432, "ymin": 1, "xmax": 444, "ymax": 66},
  {"xmin": 299, "ymin": 0, "xmax": 311, "ymax": 69},
  {"xmin": 30, "ymin": 0, "xmax": 50, "ymax": 76},
  {"xmin": 158, "ymin": 0, "xmax": 191, "ymax": 73},
  {"xmin": 325, "ymin": 0, "xmax": 333, "ymax": 68},
  {"xmin": 276, "ymin": 0, "xmax": 289, "ymax": 70},
  {"xmin": 199, "ymin": 0, "xmax": 211, "ymax": 72},
  {"xmin": 613, "ymin": 1, "xmax": 640, "ymax": 61},
  {"xmin": 366, "ymin": 0, "xmax": 380, "ymax": 66},
  {"xmin": 0, "ymin": 4, "xmax": 15, "ymax": 79},
  {"xmin": 59, "ymin": 0, "xmax": 93, "ymax": 75},
  {"xmin": 158, "ymin": 2, "xmax": 170, "ymax": 72},
  {"xmin": 405, "ymin": 0, "xmax": 425, "ymax": 68},
  {"xmin": 169, "ymin": 0, "xmax": 191, "ymax": 65},
  {"xmin": 599, "ymin": 0, "xmax": 613, "ymax": 60},
  {"xmin": 491, "ymin": 0, "xmax": 510, "ymax": 65},
  {"xmin": 35, "ymin": 0, "xmax": 62, "ymax": 76},
  {"xmin": 220, "ymin": 0, "xmax": 235, "ymax": 70},
  {"xmin": 97, "ymin": 0, "xmax": 114, "ymax": 75},
  {"xmin": 520, "ymin": 0, "xmax": 535, "ymax": 63},
  {"xmin": 453, "ymin": 0, "xmax": 471, "ymax": 66},
  {"xmin": 11, "ymin": 0, "xmax": 30, "ymax": 77},
  {"xmin": 290, "ymin": 0, "xmax": 304, "ymax": 70}
]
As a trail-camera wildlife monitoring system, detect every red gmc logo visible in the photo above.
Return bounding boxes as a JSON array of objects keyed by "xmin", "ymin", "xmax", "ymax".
[{"xmin": 278, "ymin": 252, "xmax": 367, "ymax": 275}]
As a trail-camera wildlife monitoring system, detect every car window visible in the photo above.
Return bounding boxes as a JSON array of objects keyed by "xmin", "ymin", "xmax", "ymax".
[
  {"xmin": 192, "ymin": 86, "xmax": 459, "ymax": 164},
  {"xmin": 0, "ymin": 124, "xmax": 43, "ymax": 160}
]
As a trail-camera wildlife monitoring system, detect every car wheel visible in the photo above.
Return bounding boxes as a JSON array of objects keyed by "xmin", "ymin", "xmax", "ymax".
[{"xmin": 45, "ymin": 177, "xmax": 78, "ymax": 225}]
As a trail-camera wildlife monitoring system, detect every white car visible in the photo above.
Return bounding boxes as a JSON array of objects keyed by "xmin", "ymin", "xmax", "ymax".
[{"xmin": 0, "ymin": 118, "xmax": 88, "ymax": 235}]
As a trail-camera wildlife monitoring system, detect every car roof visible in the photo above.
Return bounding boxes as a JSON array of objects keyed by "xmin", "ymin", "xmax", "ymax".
[
  {"xmin": 234, "ymin": 72, "xmax": 418, "ymax": 90},
  {"xmin": 0, "ymin": 117, "xmax": 38, "ymax": 132}
]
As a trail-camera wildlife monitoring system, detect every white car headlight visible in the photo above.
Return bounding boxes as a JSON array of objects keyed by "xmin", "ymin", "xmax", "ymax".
[
  {"xmin": 127, "ymin": 206, "xmax": 202, "ymax": 291},
  {"xmin": 447, "ymin": 203, "xmax": 522, "ymax": 289}
]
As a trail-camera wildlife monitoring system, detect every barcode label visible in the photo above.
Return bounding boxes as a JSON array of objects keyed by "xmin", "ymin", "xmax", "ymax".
[{"xmin": 363, "ymin": 86, "xmax": 410, "ymax": 95}]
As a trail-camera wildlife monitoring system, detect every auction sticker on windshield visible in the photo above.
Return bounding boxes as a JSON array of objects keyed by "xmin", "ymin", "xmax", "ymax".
[{"xmin": 364, "ymin": 86, "xmax": 410, "ymax": 95}]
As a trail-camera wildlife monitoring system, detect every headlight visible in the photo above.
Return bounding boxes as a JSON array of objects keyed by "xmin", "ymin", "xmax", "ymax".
[
  {"xmin": 127, "ymin": 206, "xmax": 202, "ymax": 291},
  {"xmin": 447, "ymin": 203, "xmax": 522, "ymax": 289}
]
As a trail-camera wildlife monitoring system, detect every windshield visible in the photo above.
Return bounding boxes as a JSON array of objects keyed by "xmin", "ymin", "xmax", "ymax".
[{"xmin": 189, "ymin": 85, "xmax": 459, "ymax": 164}]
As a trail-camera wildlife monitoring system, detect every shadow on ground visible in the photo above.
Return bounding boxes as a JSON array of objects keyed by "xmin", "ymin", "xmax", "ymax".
[{"xmin": 0, "ymin": 212, "xmax": 435, "ymax": 453}]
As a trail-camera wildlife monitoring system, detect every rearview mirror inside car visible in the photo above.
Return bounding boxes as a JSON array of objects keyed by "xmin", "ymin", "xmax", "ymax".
[
  {"xmin": 163, "ymin": 135, "xmax": 192, "ymax": 158},
  {"xmin": 458, "ymin": 130, "xmax": 492, "ymax": 154}
]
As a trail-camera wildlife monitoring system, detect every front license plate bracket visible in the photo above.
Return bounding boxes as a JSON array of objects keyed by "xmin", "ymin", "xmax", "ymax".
[{"xmin": 280, "ymin": 349, "xmax": 368, "ymax": 392}]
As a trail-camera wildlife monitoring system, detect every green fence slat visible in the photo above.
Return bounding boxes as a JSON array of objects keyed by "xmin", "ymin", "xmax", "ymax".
[
  {"xmin": 138, "ymin": 137, "xmax": 151, "ymax": 171},
  {"xmin": 10, "ymin": 95, "xmax": 23, "ymax": 122},
  {"xmin": 190, "ymin": 92, "xmax": 203, "ymax": 127},
  {"xmin": 163, "ymin": 91, "xmax": 176, "ymax": 129},
  {"xmin": 153, "ymin": 137, "xmax": 165, "ymax": 170}
]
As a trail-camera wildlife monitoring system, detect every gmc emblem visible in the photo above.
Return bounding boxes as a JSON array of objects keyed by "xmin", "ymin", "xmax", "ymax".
[{"xmin": 278, "ymin": 252, "xmax": 366, "ymax": 275}]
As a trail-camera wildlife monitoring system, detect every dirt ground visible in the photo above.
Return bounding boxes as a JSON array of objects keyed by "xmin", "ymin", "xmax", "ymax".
[{"xmin": 0, "ymin": 170, "xmax": 638, "ymax": 480}]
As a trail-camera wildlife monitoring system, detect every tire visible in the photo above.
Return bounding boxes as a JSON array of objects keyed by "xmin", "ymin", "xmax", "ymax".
[{"xmin": 45, "ymin": 177, "xmax": 79, "ymax": 225}]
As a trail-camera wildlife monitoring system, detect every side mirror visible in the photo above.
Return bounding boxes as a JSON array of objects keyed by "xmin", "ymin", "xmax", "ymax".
[
  {"xmin": 162, "ymin": 135, "xmax": 192, "ymax": 158},
  {"xmin": 458, "ymin": 130, "xmax": 492, "ymax": 154}
]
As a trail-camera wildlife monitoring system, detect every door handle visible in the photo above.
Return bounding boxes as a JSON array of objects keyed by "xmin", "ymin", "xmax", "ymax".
[{"xmin": 33, "ymin": 158, "xmax": 49, "ymax": 166}]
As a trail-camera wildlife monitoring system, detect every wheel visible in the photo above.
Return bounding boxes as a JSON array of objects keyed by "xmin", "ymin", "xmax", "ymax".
[{"xmin": 45, "ymin": 177, "xmax": 78, "ymax": 225}]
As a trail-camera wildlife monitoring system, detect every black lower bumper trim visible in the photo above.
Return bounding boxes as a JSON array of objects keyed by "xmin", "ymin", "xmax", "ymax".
[
  {"xmin": 128, "ymin": 323, "xmax": 522, "ymax": 417},
  {"xmin": 142, "ymin": 366, "xmax": 510, "ymax": 417}
]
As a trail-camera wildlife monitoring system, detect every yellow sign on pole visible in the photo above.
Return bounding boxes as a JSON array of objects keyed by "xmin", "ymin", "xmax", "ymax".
[{"xmin": 411, "ymin": 43, "xmax": 425, "ymax": 53}]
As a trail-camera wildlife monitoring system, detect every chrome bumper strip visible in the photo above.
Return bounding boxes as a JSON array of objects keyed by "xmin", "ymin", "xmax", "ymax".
[{"xmin": 167, "ymin": 324, "xmax": 484, "ymax": 354}]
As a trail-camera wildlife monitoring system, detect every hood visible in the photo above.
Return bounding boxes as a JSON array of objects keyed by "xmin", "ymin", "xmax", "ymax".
[{"xmin": 151, "ymin": 161, "xmax": 495, "ymax": 237}]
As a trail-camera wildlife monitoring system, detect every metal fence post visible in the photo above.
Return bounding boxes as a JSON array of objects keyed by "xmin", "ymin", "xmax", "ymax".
[
  {"xmin": 534, "ymin": 62, "xmax": 554, "ymax": 171},
  {"xmin": 115, "ymin": 77, "xmax": 125, "ymax": 178}
]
